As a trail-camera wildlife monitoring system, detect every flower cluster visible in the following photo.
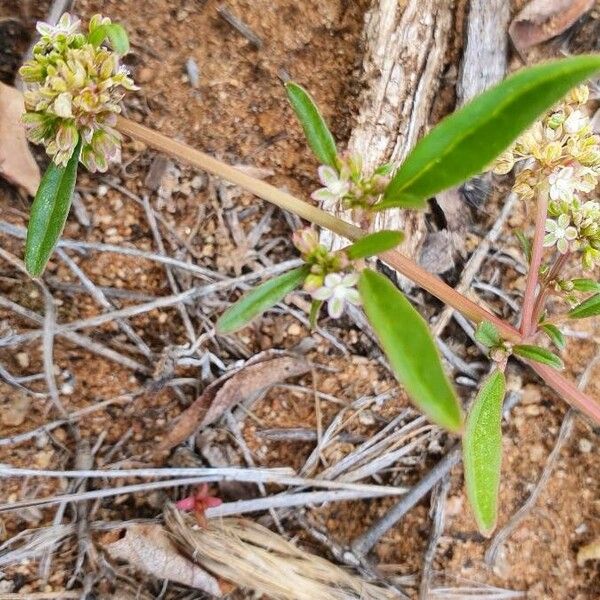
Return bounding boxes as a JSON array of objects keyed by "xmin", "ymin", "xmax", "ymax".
[
  {"xmin": 493, "ymin": 85, "xmax": 600, "ymax": 268},
  {"xmin": 292, "ymin": 228, "xmax": 360, "ymax": 318},
  {"xmin": 311, "ymin": 155, "xmax": 390, "ymax": 210},
  {"xmin": 19, "ymin": 13, "xmax": 136, "ymax": 172}
]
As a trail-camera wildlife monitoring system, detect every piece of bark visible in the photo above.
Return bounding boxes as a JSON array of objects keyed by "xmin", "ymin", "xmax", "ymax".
[
  {"xmin": 436, "ymin": 0, "xmax": 510, "ymax": 259},
  {"xmin": 320, "ymin": 0, "xmax": 456, "ymax": 268},
  {"xmin": 510, "ymin": 0, "xmax": 595, "ymax": 52}
]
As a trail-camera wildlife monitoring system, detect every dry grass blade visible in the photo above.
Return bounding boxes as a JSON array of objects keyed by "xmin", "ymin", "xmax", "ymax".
[{"xmin": 165, "ymin": 505, "xmax": 398, "ymax": 600}]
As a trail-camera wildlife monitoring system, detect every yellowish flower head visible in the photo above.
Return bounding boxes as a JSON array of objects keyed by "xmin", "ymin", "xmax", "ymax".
[{"xmin": 19, "ymin": 13, "xmax": 137, "ymax": 172}]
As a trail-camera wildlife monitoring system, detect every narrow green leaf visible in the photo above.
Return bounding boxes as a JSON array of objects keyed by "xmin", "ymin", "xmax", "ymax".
[
  {"xmin": 513, "ymin": 344, "xmax": 564, "ymax": 370},
  {"xmin": 571, "ymin": 278, "xmax": 600, "ymax": 293},
  {"xmin": 379, "ymin": 55, "xmax": 600, "ymax": 209},
  {"xmin": 358, "ymin": 269, "xmax": 463, "ymax": 432},
  {"xmin": 515, "ymin": 231, "xmax": 532, "ymax": 263},
  {"xmin": 285, "ymin": 82, "xmax": 338, "ymax": 168},
  {"xmin": 88, "ymin": 23, "xmax": 130, "ymax": 54},
  {"xmin": 345, "ymin": 231, "xmax": 404, "ymax": 260},
  {"xmin": 217, "ymin": 265, "xmax": 310, "ymax": 333},
  {"xmin": 309, "ymin": 299, "xmax": 322, "ymax": 329},
  {"xmin": 25, "ymin": 141, "xmax": 81, "ymax": 277},
  {"xmin": 463, "ymin": 369, "xmax": 505, "ymax": 537},
  {"xmin": 568, "ymin": 293, "xmax": 600, "ymax": 319},
  {"xmin": 474, "ymin": 321, "xmax": 501, "ymax": 348},
  {"xmin": 540, "ymin": 323, "xmax": 566, "ymax": 350}
]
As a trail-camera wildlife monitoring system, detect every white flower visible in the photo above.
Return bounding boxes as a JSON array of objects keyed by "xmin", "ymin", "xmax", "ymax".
[
  {"xmin": 548, "ymin": 166, "xmax": 576, "ymax": 201},
  {"xmin": 564, "ymin": 110, "xmax": 588, "ymax": 134},
  {"xmin": 544, "ymin": 214, "xmax": 578, "ymax": 254},
  {"xmin": 36, "ymin": 13, "xmax": 81, "ymax": 37},
  {"xmin": 312, "ymin": 272, "xmax": 361, "ymax": 318},
  {"xmin": 311, "ymin": 165, "xmax": 350, "ymax": 203}
]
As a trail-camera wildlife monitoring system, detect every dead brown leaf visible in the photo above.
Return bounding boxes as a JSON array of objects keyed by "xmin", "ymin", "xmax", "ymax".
[
  {"xmin": 509, "ymin": 0, "xmax": 594, "ymax": 51},
  {"xmin": 102, "ymin": 523, "xmax": 223, "ymax": 596},
  {"xmin": 0, "ymin": 82, "xmax": 40, "ymax": 196},
  {"xmin": 158, "ymin": 352, "xmax": 310, "ymax": 452}
]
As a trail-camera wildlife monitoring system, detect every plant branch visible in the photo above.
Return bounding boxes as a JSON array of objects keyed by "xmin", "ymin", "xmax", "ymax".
[
  {"xmin": 116, "ymin": 117, "xmax": 519, "ymax": 342},
  {"xmin": 115, "ymin": 117, "xmax": 600, "ymax": 425},
  {"xmin": 520, "ymin": 187, "xmax": 548, "ymax": 337}
]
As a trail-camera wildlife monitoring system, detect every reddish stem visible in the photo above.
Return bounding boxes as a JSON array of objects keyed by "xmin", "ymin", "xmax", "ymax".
[{"xmin": 520, "ymin": 188, "xmax": 549, "ymax": 337}]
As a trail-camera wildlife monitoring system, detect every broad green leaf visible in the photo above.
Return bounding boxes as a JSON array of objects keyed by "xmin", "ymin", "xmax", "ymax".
[
  {"xmin": 25, "ymin": 140, "xmax": 81, "ymax": 277},
  {"xmin": 571, "ymin": 278, "xmax": 600, "ymax": 293},
  {"xmin": 568, "ymin": 293, "xmax": 600, "ymax": 319},
  {"xmin": 540, "ymin": 323, "xmax": 566, "ymax": 350},
  {"xmin": 217, "ymin": 265, "xmax": 310, "ymax": 333},
  {"xmin": 345, "ymin": 231, "xmax": 404, "ymax": 260},
  {"xmin": 474, "ymin": 321, "xmax": 501, "ymax": 348},
  {"xmin": 513, "ymin": 344, "xmax": 564, "ymax": 370},
  {"xmin": 358, "ymin": 269, "xmax": 463, "ymax": 431},
  {"xmin": 379, "ymin": 55, "xmax": 600, "ymax": 209},
  {"xmin": 285, "ymin": 82, "xmax": 338, "ymax": 168},
  {"xmin": 463, "ymin": 369, "xmax": 505, "ymax": 537},
  {"xmin": 88, "ymin": 23, "xmax": 130, "ymax": 54}
]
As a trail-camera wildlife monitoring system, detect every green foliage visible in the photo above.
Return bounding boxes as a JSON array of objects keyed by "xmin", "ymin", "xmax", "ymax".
[
  {"xmin": 285, "ymin": 82, "xmax": 338, "ymax": 168},
  {"xmin": 568, "ymin": 293, "xmax": 600, "ymax": 319},
  {"xmin": 379, "ymin": 55, "xmax": 600, "ymax": 209},
  {"xmin": 513, "ymin": 344, "xmax": 564, "ymax": 370},
  {"xmin": 25, "ymin": 140, "xmax": 81, "ymax": 277},
  {"xmin": 358, "ymin": 269, "xmax": 463, "ymax": 432},
  {"xmin": 571, "ymin": 278, "xmax": 600, "ymax": 293},
  {"xmin": 474, "ymin": 321, "xmax": 502, "ymax": 348},
  {"xmin": 463, "ymin": 369, "xmax": 506, "ymax": 537},
  {"xmin": 515, "ymin": 231, "xmax": 532, "ymax": 263},
  {"xmin": 88, "ymin": 23, "xmax": 130, "ymax": 54},
  {"xmin": 540, "ymin": 323, "xmax": 566, "ymax": 350},
  {"xmin": 345, "ymin": 231, "xmax": 404, "ymax": 260},
  {"xmin": 217, "ymin": 266, "xmax": 310, "ymax": 333},
  {"xmin": 309, "ymin": 299, "xmax": 322, "ymax": 329}
]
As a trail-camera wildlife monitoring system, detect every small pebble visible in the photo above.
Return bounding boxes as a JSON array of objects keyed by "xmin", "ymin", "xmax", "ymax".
[
  {"xmin": 287, "ymin": 323, "xmax": 302, "ymax": 336},
  {"xmin": 15, "ymin": 352, "xmax": 29, "ymax": 368},
  {"xmin": 579, "ymin": 438, "xmax": 593, "ymax": 453},
  {"xmin": 358, "ymin": 410, "xmax": 375, "ymax": 426}
]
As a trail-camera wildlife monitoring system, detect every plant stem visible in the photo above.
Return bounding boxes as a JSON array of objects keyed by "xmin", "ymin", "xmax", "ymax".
[
  {"xmin": 529, "ymin": 251, "xmax": 570, "ymax": 332},
  {"xmin": 115, "ymin": 117, "xmax": 600, "ymax": 425},
  {"xmin": 116, "ymin": 117, "xmax": 519, "ymax": 342},
  {"xmin": 520, "ymin": 187, "xmax": 548, "ymax": 337}
]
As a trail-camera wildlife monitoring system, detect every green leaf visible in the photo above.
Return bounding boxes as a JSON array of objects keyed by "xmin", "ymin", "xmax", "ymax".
[
  {"xmin": 309, "ymin": 299, "xmax": 322, "ymax": 329},
  {"xmin": 217, "ymin": 265, "xmax": 310, "ymax": 333},
  {"xmin": 88, "ymin": 23, "xmax": 130, "ymax": 54},
  {"xmin": 568, "ymin": 293, "xmax": 600, "ymax": 319},
  {"xmin": 515, "ymin": 231, "xmax": 532, "ymax": 263},
  {"xmin": 358, "ymin": 269, "xmax": 463, "ymax": 431},
  {"xmin": 513, "ymin": 344, "xmax": 564, "ymax": 370},
  {"xmin": 345, "ymin": 231, "xmax": 404, "ymax": 260},
  {"xmin": 571, "ymin": 278, "xmax": 600, "ymax": 293},
  {"xmin": 474, "ymin": 321, "xmax": 501, "ymax": 348},
  {"xmin": 463, "ymin": 369, "xmax": 505, "ymax": 537},
  {"xmin": 285, "ymin": 82, "xmax": 338, "ymax": 168},
  {"xmin": 25, "ymin": 140, "xmax": 81, "ymax": 277},
  {"xmin": 379, "ymin": 55, "xmax": 600, "ymax": 209},
  {"xmin": 540, "ymin": 323, "xmax": 566, "ymax": 350}
]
